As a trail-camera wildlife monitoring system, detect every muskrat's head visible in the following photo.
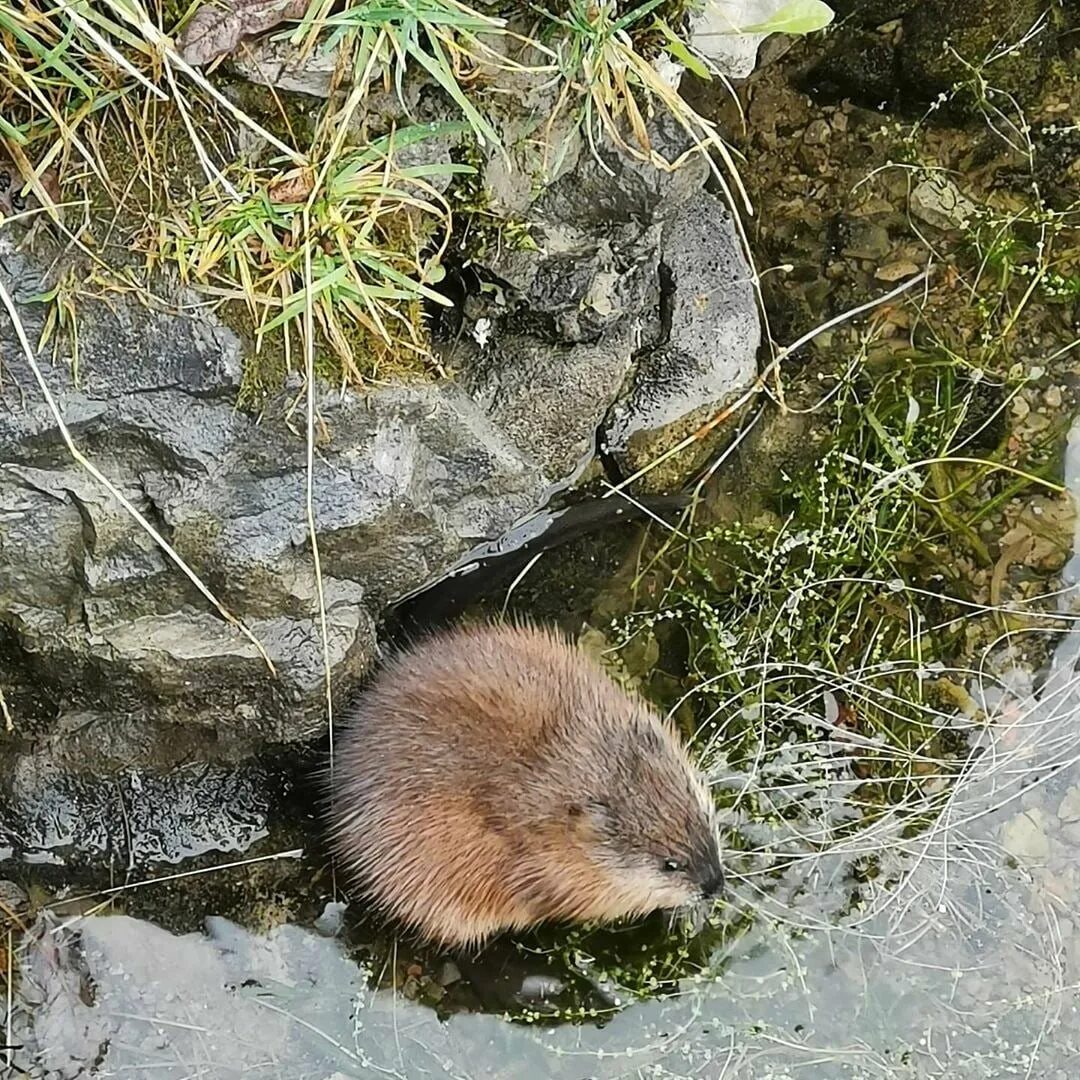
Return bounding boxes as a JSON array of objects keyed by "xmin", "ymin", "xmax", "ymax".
[{"xmin": 537, "ymin": 702, "xmax": 724, "ymax": 926}]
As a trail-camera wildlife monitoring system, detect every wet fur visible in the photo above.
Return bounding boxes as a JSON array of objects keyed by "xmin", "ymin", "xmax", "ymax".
[{"xmin": 325, "ymin": 621, "xmax": 721, "ymax": 950}]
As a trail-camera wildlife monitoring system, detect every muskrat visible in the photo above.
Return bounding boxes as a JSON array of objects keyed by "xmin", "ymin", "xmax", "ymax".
[{"xmin": 326, "ymin": 621, "xmax": 723, "ymax": 950}]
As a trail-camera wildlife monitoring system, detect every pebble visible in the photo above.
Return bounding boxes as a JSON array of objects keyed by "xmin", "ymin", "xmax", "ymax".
[
  {"xmin": 519, "ymin": 974, "xmax": 565, "ymax": 1001},
  {"xmin": 875, "ymin": 259, "xmax": 921, "ymax": 282},
  {"xmin": 1044, "ymin": 386, "xmax": 1063, "ymax": 408},
  {"xmin": 438, "ymin": 960, "xmax": 462, "ymax": 987},
  {"xmin": 1059, "ymin": 786, "xmax": 1080, "ymax": 823},
  {"xmin": 1002, "ymin": 808, "xmax": 1051, "ymax": 861},
  {"xmin": 313, "ymin": 901, "xmax": 347, "ymax": 937},
  {"xmin": 910, "ymin": 176, "xmax": 976, "ymax": 231}
]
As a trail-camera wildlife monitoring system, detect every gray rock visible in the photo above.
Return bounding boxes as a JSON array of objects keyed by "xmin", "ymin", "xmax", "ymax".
[
  {"xmin": 231, "ymin": 37, "xmax": 353, "ymax": 98},
  {"xmin": 463, "ymin": 325, "xmax": 637, "ymax": 485},
  {"xmin": 910, "ymin": 176, "xmax": 977, "ymax": 232},
  {"xmin": 0, "ymin": 246, "xmax": 543, "ymax": 780},
  {"xmin": 0, "ymin": 877, "xmax": 27, "ymax": 912},
  {"xmin": 1058, "ymin": 786, "xmax": 1080, "ymax": 824},
  {"xmin": 604, "ymin": 190, "xmax": 760, "ymax": 489},
  {"xmin": 460, "ymin": 113, "xmax": 757, "ymax": 499},
  {"xmin": 533, "ymin": 109, "xmax": 711, "ymax": 230},
  {"xmin": 0, "ymin": 753, "xmax": 278, "ymax": 864},
  {"xmin": 1001, "ymin": 808, "xmax": 1051, "ymax": 862},
  {"xmin": 487, "ymin": 221, "xmax": 662, "ymax": 345}
]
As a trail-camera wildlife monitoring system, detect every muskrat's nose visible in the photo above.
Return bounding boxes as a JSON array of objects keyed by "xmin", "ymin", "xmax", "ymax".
[{"xmin": 701, "ymin": 868, "xmax": 725, "ymax": 899}]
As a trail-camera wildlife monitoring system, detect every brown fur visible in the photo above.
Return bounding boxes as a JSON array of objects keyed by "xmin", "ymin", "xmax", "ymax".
[{"xmin": 326, "ymin": 621, "xmax": 723, "ymax": 949}]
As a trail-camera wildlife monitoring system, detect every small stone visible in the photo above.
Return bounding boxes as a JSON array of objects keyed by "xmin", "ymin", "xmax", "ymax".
[
  {"xmin": 313, "ymin": 901, "xmax": 347, "ymax": 938},
  {"xmin": 437, "ymin": 960, "xmax": 462, "ymax": 987},
  {"xmin": 1002, "ymin": 808, "xmax": 1051, "ymax": 862},
  {"xmin": 519, "ymin": 974, "xmax": 565, "ymax": 1001},
  {"xmin": 1044, "ymin": 386, "xmax": 1063, "ymax": 409},
  {"xmin": 0, "ymin": 879, "xmax": 28, "ymax": 912},
  {"xmin": 1058, "ymin": 786, "xmax": 1080, "ymax": 823},
  {"xmin": 875, "ymin": 259, "xmax": 921, "ymax": 282},
  {"xmin": 1011, "ymin": 396, "xmax": 1031, "ymax": 421},
  {"xmin": 910, "ymin": 176, "xmax": 977, "ymax": 231},
  {"xmin": 803, "ymin": 119, "xmax": 831, "ymax": 146},
  {"xmin": 841, "ymin": 222, "xmax": 891, "ymax": 260}
]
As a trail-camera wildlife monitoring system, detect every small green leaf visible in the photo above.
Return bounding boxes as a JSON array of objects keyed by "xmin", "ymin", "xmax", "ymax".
[
  {"xmin": 654, "ymin": 17, "xmax": 711, "ymax": 80},
  {"xmin": 0, "ymin": 115, "xmax": 27, "ymax": 144},
  {"xmin": 740, "ymin": 0, "xmax": 834, "ymax": 36}
]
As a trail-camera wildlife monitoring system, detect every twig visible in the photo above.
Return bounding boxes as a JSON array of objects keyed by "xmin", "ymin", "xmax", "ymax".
[
  {"xmin": 301, "ymin": 207, "xmax": 336, "ymax": 897},
  {"xmin": 5, "ymin": 926, "xmax": 12, "ymax": 1075}
]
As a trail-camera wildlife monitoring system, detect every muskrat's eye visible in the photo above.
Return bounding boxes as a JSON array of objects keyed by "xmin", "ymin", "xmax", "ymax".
[{"xmin": 662, "ymin": 859, "xmax": 683, "ymax": 873}]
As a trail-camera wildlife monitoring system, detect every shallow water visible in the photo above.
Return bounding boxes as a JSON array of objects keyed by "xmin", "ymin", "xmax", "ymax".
[{"xmin": 6, "ymin": 432, "xmax": 1080, "ymax": 1079}]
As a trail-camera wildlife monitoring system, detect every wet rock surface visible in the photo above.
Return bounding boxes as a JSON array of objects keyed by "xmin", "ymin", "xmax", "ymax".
[
  {"xmin": 603, "ymin": 190, "xmax": 759, "ymax": 489},
  {"xmin": 0, "ymin": 754, "xmax": 285, "ymax": 865}
]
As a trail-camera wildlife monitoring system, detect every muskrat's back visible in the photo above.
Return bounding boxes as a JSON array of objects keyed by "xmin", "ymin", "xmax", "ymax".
[{"xmin": 328, "ymin": 621, "xmax": 723, "ymax": 949}]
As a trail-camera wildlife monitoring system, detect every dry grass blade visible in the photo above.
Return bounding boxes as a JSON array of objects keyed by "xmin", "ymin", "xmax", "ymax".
[
  {"xmin": 99, "ymin": 0, "xmax": 306, "ymax": 164},
  {"xmin": 3, "ymin": 925, "xmax": 10, "ymax": 1073},
  {"xmin": 0, "ymin": 683, "xmax": 13, "ymax": 733},
  {"xmin": 299, "ymin": 202, "xmax": 336, "ymax": 894},
  {"xmin": 545, "ymin": 0, "xmax": 752, "ymax": 212}
]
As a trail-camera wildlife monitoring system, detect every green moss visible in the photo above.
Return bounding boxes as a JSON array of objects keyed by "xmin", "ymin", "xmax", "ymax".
[{"xmin": 447, "ymin": 141, "xmax": 539, "ymax": 262}]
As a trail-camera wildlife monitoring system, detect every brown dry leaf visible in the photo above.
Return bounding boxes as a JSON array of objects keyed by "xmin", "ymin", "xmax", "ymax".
[
  {"xmin": 268, "ymin": 168, "xmax": 315, "ymax": 203},
  {"xmin": 177, "ymin": 0, "xmax": 310, "ymax": 67}
]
